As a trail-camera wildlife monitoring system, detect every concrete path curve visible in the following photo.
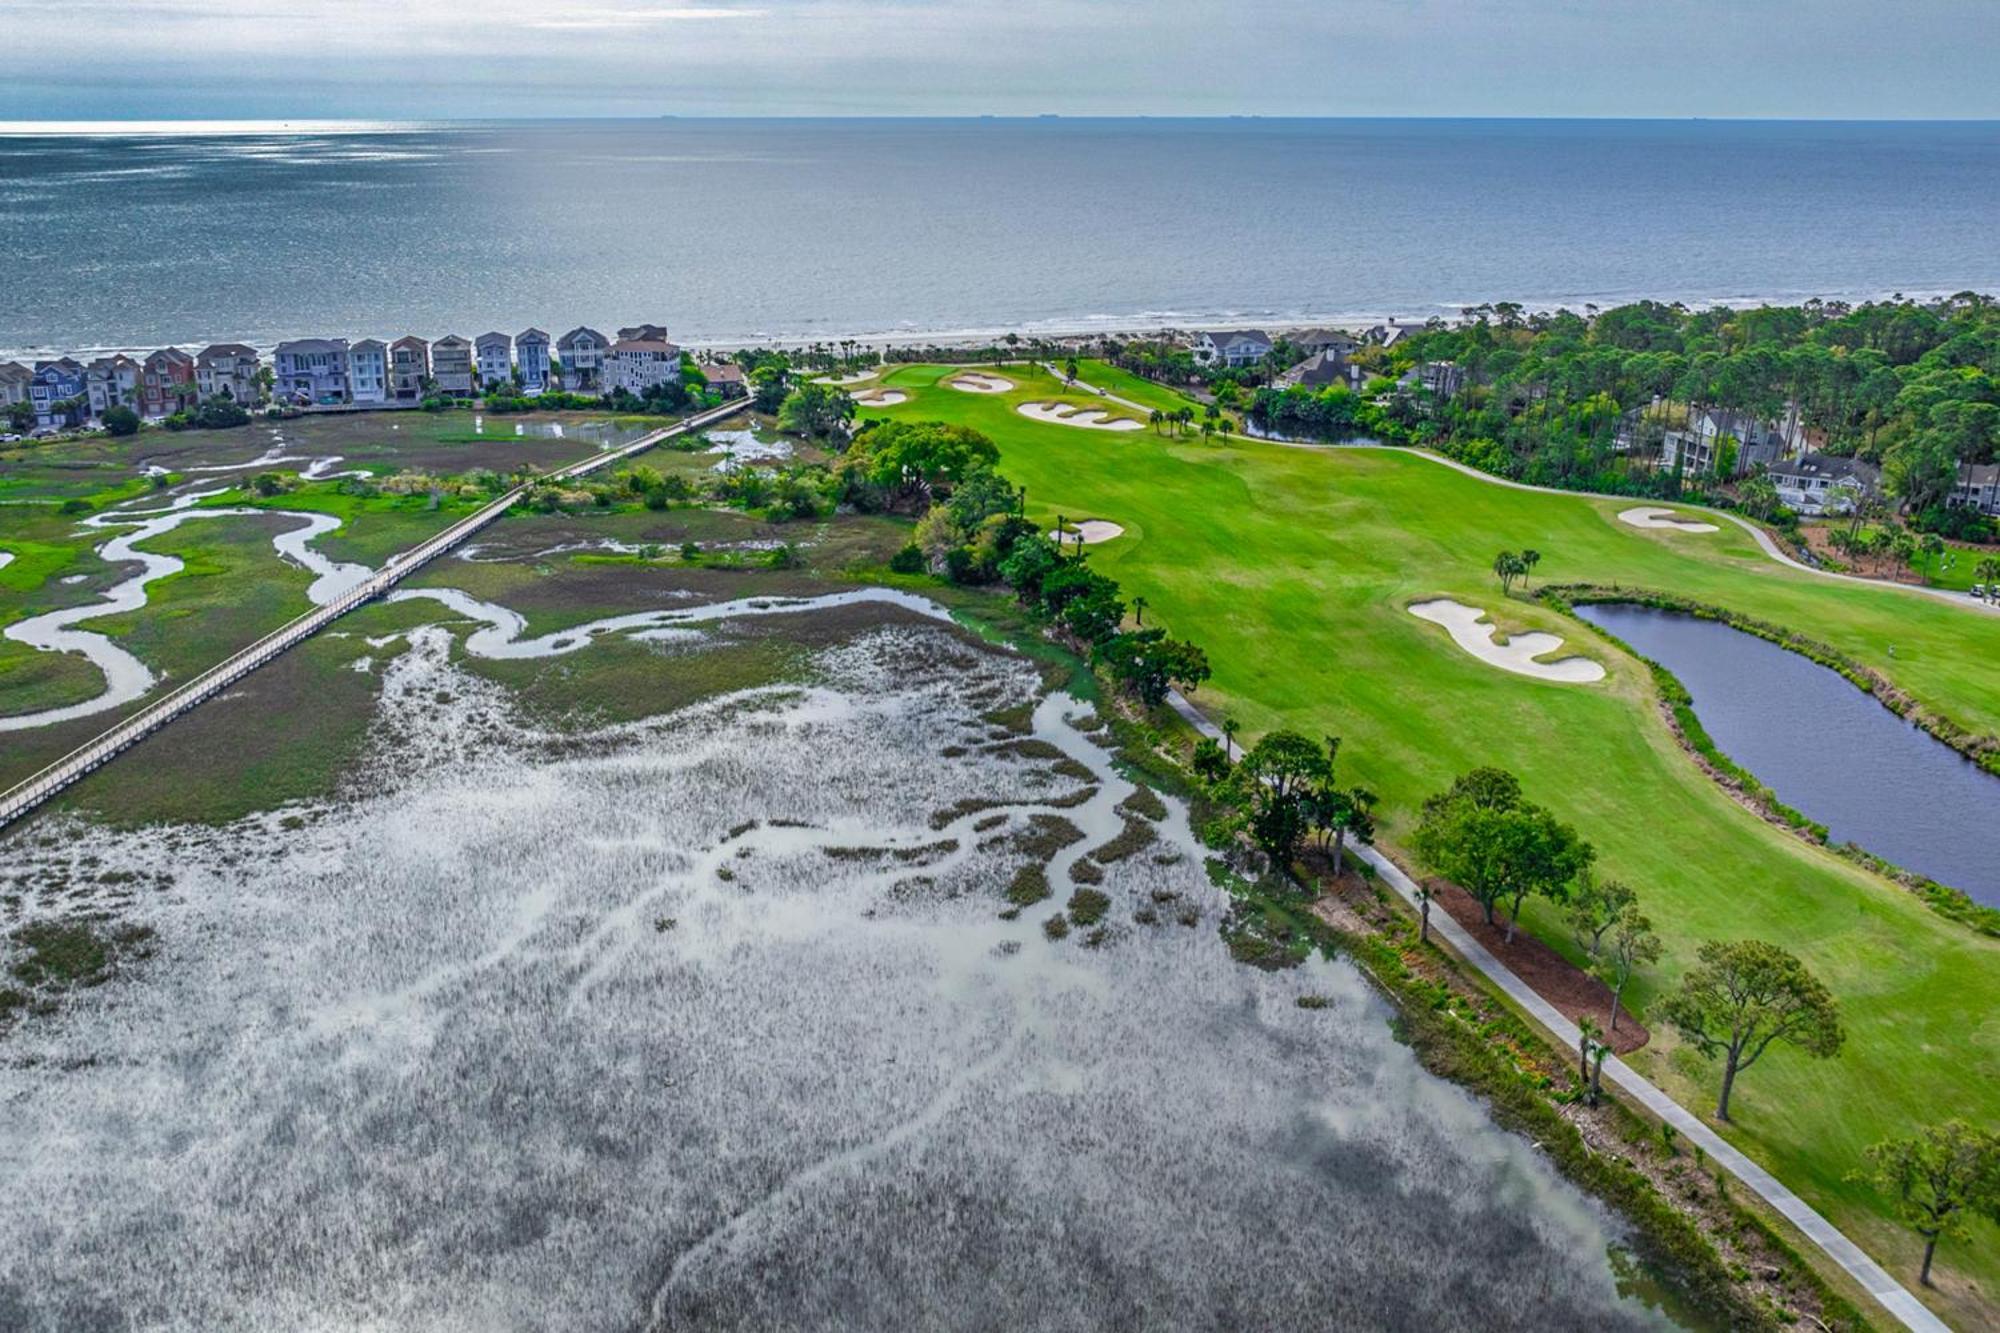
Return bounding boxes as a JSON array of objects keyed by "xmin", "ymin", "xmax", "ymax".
[{"xmin": 1163, "ymin": 689, "xmax": 1949, "ymax": 1333}]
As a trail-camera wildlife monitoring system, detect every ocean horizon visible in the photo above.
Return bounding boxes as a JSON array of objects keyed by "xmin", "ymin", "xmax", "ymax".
[{"xmin": 3, "ymin": 116, "xmax": 1997, "ymax": 358}]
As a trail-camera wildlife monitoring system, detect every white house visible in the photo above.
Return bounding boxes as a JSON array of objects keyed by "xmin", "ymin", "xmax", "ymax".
[
  {"xmin": 1770, "ymin": 453, "xmax": 1880, "ymax": 516},
  {"xmin": 603, "ymin": 338, "xmax": 683, "ymax": 396},
  {"xmin": 348, "ymin": 339, "xmax": 389, "ymax": 404},
  {"xmin": 1191, "ymin": 329, "xmax": 1274, "ymax": 369},
  {"xmin": 1290, "ymin": 328, "xmax": 1359, "ymax": 359},
  {"xmin": 516, "ymin": 328, "xmax": 551, "ymax": 393},
  {"xmin": 474, "ymin": 331, "xmax": 512, "ymax": 389},
  {"xmin": 431, "ymin": 335, "xmax": 475, "ymax": 398},
  {"xmin": 195, "ymin": 344, "xmax": 261, "ymax": 404},
  {"xmin": 557, "ymin": 326, "xmax": 608, "ymax": 392},
  {"xmin": 274, "ymin": 339, "xmax": 351, "ymax": 407},
  {"xmin": 85, "ymin": 354, "xmax": 143, "ymax": 418}
]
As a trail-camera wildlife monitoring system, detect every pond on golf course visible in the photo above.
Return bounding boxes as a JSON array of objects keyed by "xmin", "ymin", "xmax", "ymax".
[{"xmin": 1575, "ymin": 603, "xmax": 2000, "ymax": 906}]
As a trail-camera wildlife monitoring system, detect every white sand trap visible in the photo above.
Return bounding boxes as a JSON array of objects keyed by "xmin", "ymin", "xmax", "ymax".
[
  {"xmin": 1618, "ymin": 506, "xmax": 1719, "ymax": 534},
  {"xmin": 1051, "ymin": 519, "xmax": 1125, "ymax": 545},
  {"xmin": 1407, "ymin": 599, "xmax": 1606, "ymax": 683},
  {"xmin": 1017, "ymin": 402, "xmax": 1144, "ymax": 432},
  {"xmin": 947, "ymin": 372, "xmax": 1014, "ymax": 394},
  {"xmin": 812, "ymin": 370, "xmax": 878, "ymax": 386},
  {"xmin": 853, "ymin": 388, "xmax": 908, "ymax": 406}
]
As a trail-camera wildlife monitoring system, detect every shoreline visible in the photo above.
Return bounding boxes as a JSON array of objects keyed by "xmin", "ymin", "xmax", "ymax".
[{"xmin": 7, "ymin": 284, "xmax": 1996, "ymax": 366}]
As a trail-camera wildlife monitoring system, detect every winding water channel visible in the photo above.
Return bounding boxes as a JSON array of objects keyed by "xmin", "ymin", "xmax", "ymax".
[{"xmin": 1576, "ymin": 603, "xmax": 2000, "ymax": 906}]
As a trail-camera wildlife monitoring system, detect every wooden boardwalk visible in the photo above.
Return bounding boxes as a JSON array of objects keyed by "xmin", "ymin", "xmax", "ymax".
[{"xmin": 0, "ymin": 397, "xmax": 749, "ymax": 831}]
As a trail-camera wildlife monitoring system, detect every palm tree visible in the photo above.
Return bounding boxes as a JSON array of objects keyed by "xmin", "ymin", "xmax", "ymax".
[
  {"xmin": 1492, "ymin": 549, "xmax": 1524, "ymax": 594},
  {"xmin": 1222, "ymin": 717, "xmax": 1240, "ymax": 761},
  {"xmin": 1064, "ymin": 357, "xmax": 1080, "ymax": 386},
  {"xmin": 1149, "ymin": 409, "xmax": 1164, "ymax": 434},
  {"xmin": 1133, "ymin": 595, "xmax": 1149, "ymax": 627},
  {"xmin": 1519, "ymin": 548, "xmax": 1542, "ymax": 588},
  {"xmin": 1975, "ymin": 556, "xmax": 2000, "ymax": 597}
]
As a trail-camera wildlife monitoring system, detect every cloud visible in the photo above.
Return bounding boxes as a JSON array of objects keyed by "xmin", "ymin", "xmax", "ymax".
[{"xmin": 525, "ymin": 5, "xmax": 766, "ymax": 29}]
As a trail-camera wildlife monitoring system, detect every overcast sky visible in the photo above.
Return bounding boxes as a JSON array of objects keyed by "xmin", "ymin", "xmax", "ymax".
[{"xmin": 5, "ymin": 0, "xmax": 1997, "ymax": 121}]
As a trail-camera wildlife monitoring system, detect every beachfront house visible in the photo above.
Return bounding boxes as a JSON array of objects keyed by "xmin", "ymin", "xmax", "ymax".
[
  {"xmin": 1191, "ymin": 329, "xmax": 1274, "ymax": 370},
  {"xmin": 274, "ymin": 338, "xmax": 352, "ymax": 407},
  {"xmin": 1770, "ymin": 452, "xmax": 1880, "ymax": 516},
  {"xmin": 1275, "ymin": 349, "xmax": 1358, "ymax": 391},
  {"xmin": 1660, "ymin": 407, "xmax": 1800, "ymax": 478},
  {"xmin": 431, "ymin": 335, "xmax": 475, "ymax": 398},
  {"xmin": 0, "ymin": 361, "xmax": 31, "ymax": 408},
  {"xmin": 603, "ymin": 338, "xmax": 683, "ymax": 396},
  {"xmin": 390, "ymin": 336, "xmax": 430, "ymax": 402},
  {"xmin": 85, "ymin": 355, "xmax": 143, "ymax": 419},
  {"xmin": 1364, "ymin": 321, "xmax": 1427, "ymax": 349},
  {"xmin": 700, "ymin": 361, "xmax": 747, "ymax": 400},
  {"xmin": 1290, "ymin": 328, "xmax": 1359, "ymax": 360},
  {"xmin": 1946, "ymin": 463, "xmax": 2000, "ymax": 517},
  {"xmin": 348, "ymin": 339, "xmax": 389, "ymax": 405},
  {"xmin": 1417, "ymin": 360, "xmax": 1467, "ymax": 401},
  {"xmin": 515, "ymin": 328, "xmax": 551, "ymax": 393},
  {"xmin": 558, "ymin": 327, "xmax": 608, "ymax": 392},
  {"xmin": 195, "ymin": 344, "xmax": 262, "ymax": 404},
  {"xmin": 30, "ymin": 358, "xmax": 87, "ymax": 429},
  {"xmin": 474, "ymin": 332, "xmax": 512, "ymax": 390},
  {"xmin": 616, "ymin": 323, "xmax": 671, "ymax": 343},
  {"xmin": 141, "ymin": 348, "xmax": 198, "ymax": 419}
]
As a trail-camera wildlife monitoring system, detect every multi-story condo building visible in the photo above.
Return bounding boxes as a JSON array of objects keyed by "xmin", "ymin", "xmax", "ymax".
[
  {"xmin": 603, "ymin": 338, "xmax": 684, "ymax": 396},
  {"xmin": 390, "ymin": 336, "xmax": 430, "ymax": 402},
  {"xmin": 31, "ymin": 358, "xmax": 88, "ymax": 429},
  {"xmin": 195, "ymin": 344, "xmax": 262, "ymax": 404},
  {"xmin": 274, "ymin": 339, "xmax": 352, "ymax": 407},
  {"xmin": 474, "ymin": 332, "xmax": 512, "ymax": 389},
  {"xmin": 557, "ymin": 326, "xmax": 608, "ymax": 392},
  {"xmin": 86, "ymin": 354, "xmax": 143, "ymax": 418},
  {"xmin": 348, "ymin": 339, "xmax": 389, "ymax": 404},
  {"xmin": 431, "ymin": 335, "xmax": 475, "ymax": 397},
  {"xmin": 141, "ymin": 347, "xmax": 198, "ymax": 419},
  {"xmin": 515, "ymin": 328, "xmax": 551, "ymax": 393}
]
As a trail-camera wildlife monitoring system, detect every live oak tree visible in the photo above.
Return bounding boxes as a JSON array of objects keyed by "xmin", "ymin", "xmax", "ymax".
[
  {"xmin": 776, "ymin": 381, "xmax": 856, "ymax": 442},
  {"xmin": 1411, "ymin": 767, "xmax": 1594, "ymax": 944},
  {"xmin": 1659, "ymin": 939, "xmax": 1845, "ymax": 1123},
  {"xmin": 1849, "ymin": 1120, "xmax": 2000, "ymax": 1288},
  {"xmin": 1239, "ymin": 729, "xmax": 1329, "ymax": 874}
]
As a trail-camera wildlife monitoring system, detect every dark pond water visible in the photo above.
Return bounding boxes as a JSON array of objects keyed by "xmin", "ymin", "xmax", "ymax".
[{"xmin": 1576, "ymin": 603, "xmax": 2000, "ymax": 906}]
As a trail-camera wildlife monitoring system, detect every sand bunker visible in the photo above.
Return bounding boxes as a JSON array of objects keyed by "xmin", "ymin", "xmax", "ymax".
[
  {"xmin": 1051, "ymin": 520, "xmax": 1125, "ymax": 545},
  {"xmin": 854, "ymin": 388, "xmax": 909, "ymax": 406},
  {"xmin": 947, "ymin": 372, "xmax": 1014, "ymax": 394},
  {"xmin": 1618, "ymin": 506, "xmax": 1719, "ymax": 534},
  {"xmin": 1018, "ymin": 402, "xmax": 1144, "ymax": 432},
  {"xmin": 812, "ymin": 370, "xmax": 878, "ymax": 386},
  {"xmin": 1407, "ymin": 599, "xmax": 1605, "ymax": 683}
]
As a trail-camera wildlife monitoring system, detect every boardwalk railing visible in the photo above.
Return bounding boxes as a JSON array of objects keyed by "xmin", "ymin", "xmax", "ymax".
[{"xmin": 0, "ymin": 398, "xmax": 748, "ymax": 830}]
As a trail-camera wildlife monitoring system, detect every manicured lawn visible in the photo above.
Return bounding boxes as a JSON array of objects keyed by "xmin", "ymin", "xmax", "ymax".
[{"xmin": 861, "ymin": 360, "xmax": 2000, "ymax": 1323}]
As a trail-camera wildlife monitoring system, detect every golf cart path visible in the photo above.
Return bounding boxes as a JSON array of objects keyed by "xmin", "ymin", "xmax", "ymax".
[{"xmin": 1163, "ymin": 692, "xmax": 1950, "ymax": 1333}]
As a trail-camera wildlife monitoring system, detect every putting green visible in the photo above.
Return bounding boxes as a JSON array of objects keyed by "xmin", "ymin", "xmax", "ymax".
[{"xmin": 861, "ymin": 359, "xmax": 2000, "ymax": 1320}]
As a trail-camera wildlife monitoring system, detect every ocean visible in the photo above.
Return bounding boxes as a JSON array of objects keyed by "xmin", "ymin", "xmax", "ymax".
[{"xmin": 2, "ymin": 117, "xmax": 1997, "ymax": 357}]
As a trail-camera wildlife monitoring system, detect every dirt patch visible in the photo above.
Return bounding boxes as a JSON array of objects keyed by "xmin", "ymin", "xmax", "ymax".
[{"xmin": 1429, "ymin": 880, "xmax": 1649, "ymax": 1053}]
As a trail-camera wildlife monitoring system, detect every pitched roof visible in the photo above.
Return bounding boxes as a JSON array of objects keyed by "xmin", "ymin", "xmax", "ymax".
[
  {"xmin": 275, "ymin": 338, "xmax": 348, "ymax": 355},
  {"xmin": 1201, "ymin": 328, "xmax": 1271, "ymax": 346},
  {"xmin": 558, "ymin": 326, "xmax": 606, "ymax": 347},
  {"xmin": 610, "ymin": 339, "xmax": 678, "ymax": 355},
  {"xmin": 617, "ymin": 324, "xmax": 670, "ymax": 342},
  {"xmin": 197, "ymin": 343, "xmax": 257, "ymax": 360},
  {"xmin": 0, "ymin": 361, "xmax": 31, "ymax": 381},
  {"xmin": 701, "ymin": 362, "xmax": 745, "ymax": 382},
  {"xmin": 475, "ymin": 331, "xmax": 510, "ymax": 347},
  {"xmin": 1772, "ymin": 452, "xmax": 1879, "ymax": 485},
  {"xmin": 516, "ymin": 327, "xmax": 550, "ymax": 342},
  {"xmin": 351, "ymin": 338, "xmax": 387, "ymax": 352},
  {"xmin": 147, "ymin": 346, "xmax": 194, "ymax": 366},
  {"xmin": 432, "ymin": 334, "xmax": 470, "ymax": 349}
]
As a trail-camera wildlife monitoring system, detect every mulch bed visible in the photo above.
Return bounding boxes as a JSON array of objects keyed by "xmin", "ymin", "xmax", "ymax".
[{"xmin": 1429, "ymin": 879, "xmax": 1650, "ymax": 1054}]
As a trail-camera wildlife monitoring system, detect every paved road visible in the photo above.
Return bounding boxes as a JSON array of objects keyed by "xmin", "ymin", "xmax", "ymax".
[
  {"xmin": 0, "ymin": 398, "xmax": 748, "ymax": 831},
  {"xmin": 1163, "ymin": 690, "xmax": 1949, "ymax": 1332}
]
